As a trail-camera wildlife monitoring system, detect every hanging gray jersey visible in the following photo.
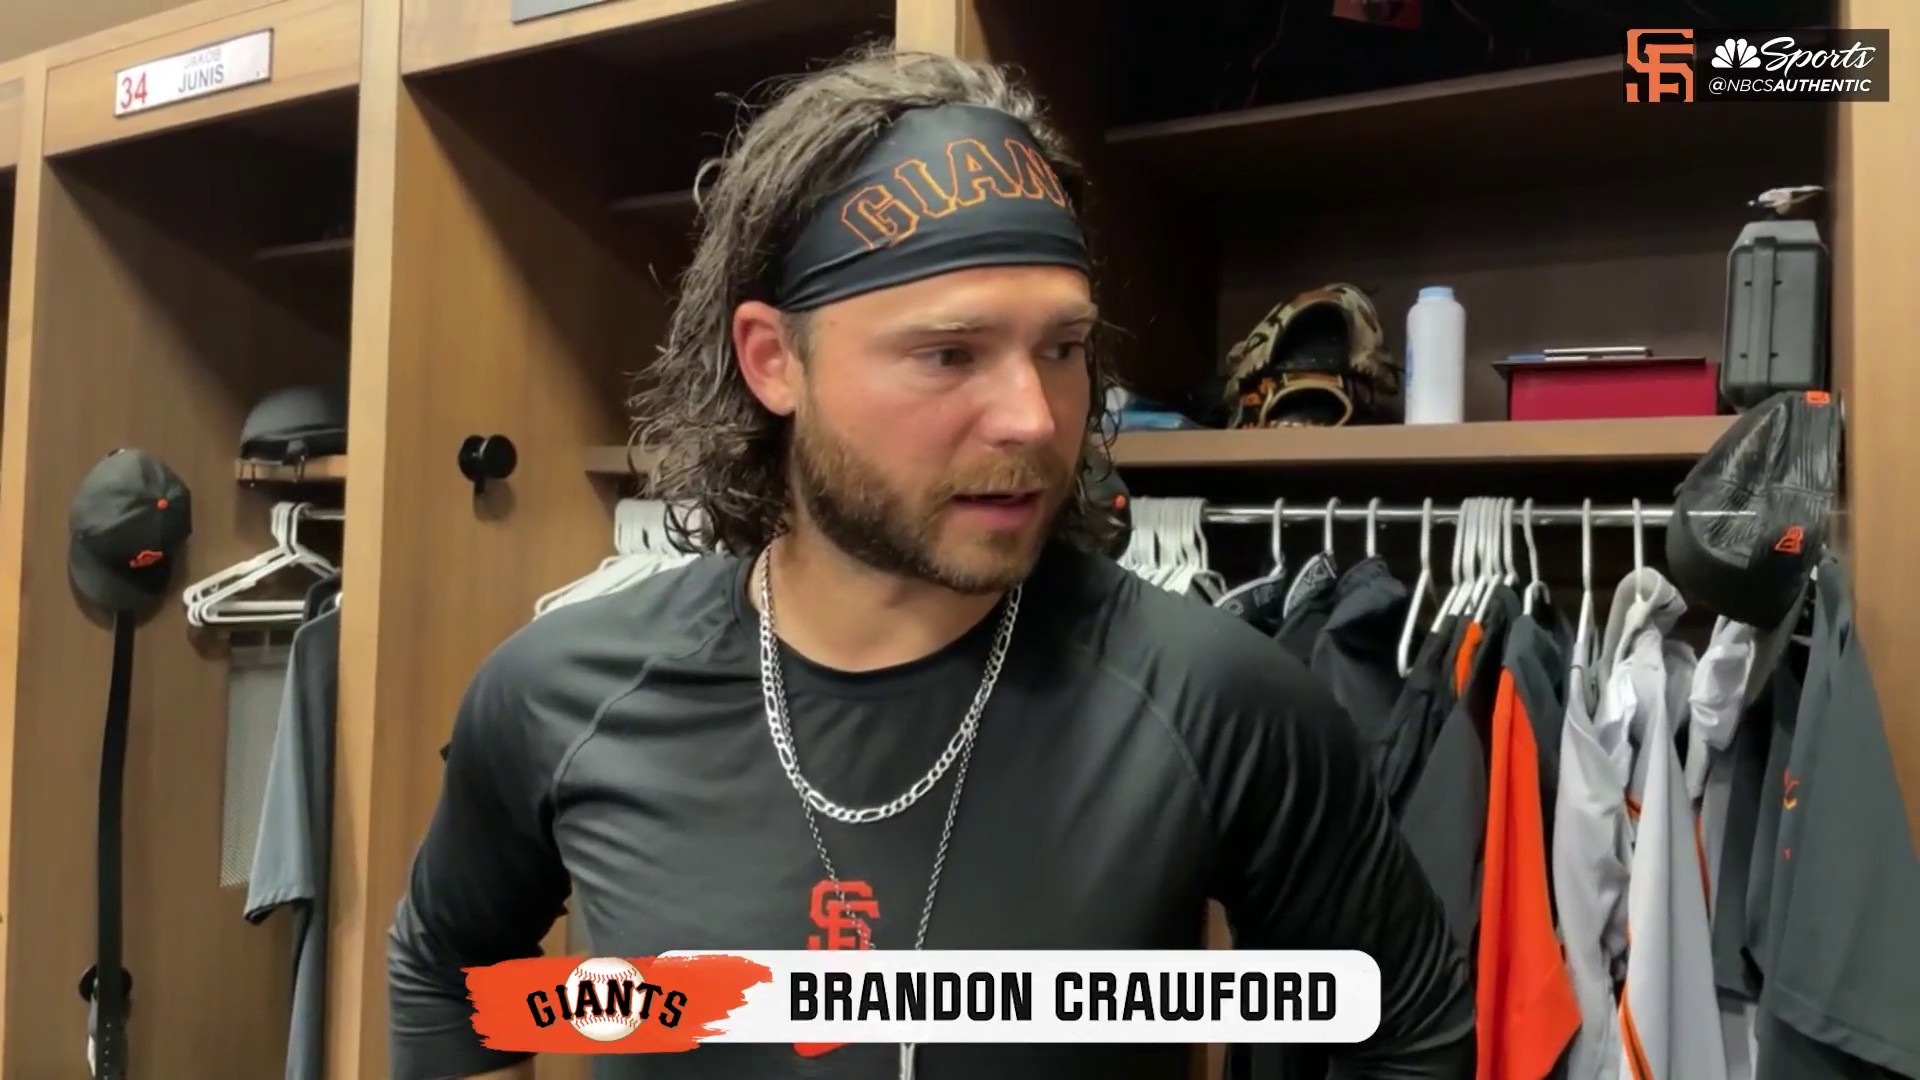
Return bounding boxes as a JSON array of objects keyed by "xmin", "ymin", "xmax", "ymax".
[{"xmin": 245, "ymin": 599, "xmax": 340, "ymax": 1080}]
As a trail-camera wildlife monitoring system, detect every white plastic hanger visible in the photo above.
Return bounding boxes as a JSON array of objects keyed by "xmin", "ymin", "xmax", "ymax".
[
  {"xmin": 186, "ymin": 502, "xmax": 337, "ymax": 626},
  {"xmin": 181, "ymin": 502, "xmax": 292, "ymax": 613},
  {"xmin": 1396, "ymin": 498, "xmax": 1438, "ymax": 677},
  {"xmin": 1431, "ymin": 497, "xmax": 1474, "ymax": 631},
  {"xmin": 1365, "ymin": 497, "xmax": 1382, "ymax": 560},
  {"xmin": 1474, "ymin": 497, "xmax": 1515, "ymax": 623},
  {"xmin": 1185, "ymin": 500, "xmax": 1228, "ymax": 600},
  {"xmin": 1144, "ymin": 499, "xmax": 1175, "ymax": 591},
  {"xmin": 185, "ymin": 502, "xmax": 340, "ymax": 627},
  {"xmin": 1174, "ymin": 499, "xmax": 1207, "ymax": 595},
  {"xmin": 1466, "ymin": 497, "xmax": 1493, "ymax": 620},
  {"xmin": 1631, "ymin": 498, "xmax": 1649, "ymax": 603},
  {"xmin": 1521, "ymin": 498, "xmax": 1549, "ymax": 617},
  {"xmin": 1118, "ymin": 497, "xmax": 1157, "ymax": 579},
  {"xmin": 1466, "ymin": 498, "xmax": 1494, "ymax": 620},
  {"xmin": 1481, "ymin": 498, "xmax": 1504, "ymax": 608},
  {"xmin": 533, "ymin": 499, "xmax": 704, "ymax": 618},
  {"xmin": 1147, "ymin": 500, "xmax": 1184, "ymax": 592},
  {"xmin": 1497, "ymin": 499, "xmax": 1512, "ymax": 584}
]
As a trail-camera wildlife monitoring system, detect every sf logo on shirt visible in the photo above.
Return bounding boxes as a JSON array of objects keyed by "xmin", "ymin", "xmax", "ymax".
[
  {"xmin": 808, "ymin": 880, "xmax": 880, "ymax": 950},
  {"xmin": 796, "ymin": 881, "xmax": 882, "ymax": 1060}
]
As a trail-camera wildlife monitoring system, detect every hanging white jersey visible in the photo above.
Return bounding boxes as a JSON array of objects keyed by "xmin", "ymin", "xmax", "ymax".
[
  {"xmin": 1553, "ymin": 593, "xmax": 1630, "ymax": 1080},
  {"xmin": 1612, "ymin": 569, "xmax": 1726, "ymax": 1080},
  {"xmin": 1689, "ymin": 619, "xmax": 1760, "ymax": 1080}
]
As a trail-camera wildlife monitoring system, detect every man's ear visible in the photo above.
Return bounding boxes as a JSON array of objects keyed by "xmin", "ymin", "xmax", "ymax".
[{"xmin": 734, "ymin": 300, "xmax": 801, "ymax": 417}]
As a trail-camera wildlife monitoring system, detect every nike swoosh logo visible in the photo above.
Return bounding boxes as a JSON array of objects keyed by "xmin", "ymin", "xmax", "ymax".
[{"xmin": 795, "ymin": 1043, "xmax": 845, "ymax": 1057}]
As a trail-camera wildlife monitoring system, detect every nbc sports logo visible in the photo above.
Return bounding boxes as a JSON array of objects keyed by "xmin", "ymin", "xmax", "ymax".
[{"xmin": 1712, "ymin": 38, "xmax": 1762, "ymax": 68}]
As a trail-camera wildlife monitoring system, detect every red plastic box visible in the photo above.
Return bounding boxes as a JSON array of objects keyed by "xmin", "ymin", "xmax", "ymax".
[{"xmin": 1494, "ymin": 356, "xmax": 1721, "ymax": 422}]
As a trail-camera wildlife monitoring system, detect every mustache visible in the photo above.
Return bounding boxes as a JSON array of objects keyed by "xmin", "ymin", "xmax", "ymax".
[{"xmin": 935, "ymin": 453, "xmax": 1074, "ymax": 499}]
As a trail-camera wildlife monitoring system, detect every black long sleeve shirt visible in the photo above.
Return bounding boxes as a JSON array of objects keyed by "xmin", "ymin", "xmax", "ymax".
[{"xmin": 388, "ymin": 541, "xmax": 1473, "ymax": 1079}]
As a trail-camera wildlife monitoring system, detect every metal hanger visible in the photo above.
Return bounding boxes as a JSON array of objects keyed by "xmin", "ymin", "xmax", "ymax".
[
  {"xmin": 1212, "ymin": 498, "xmax": 1287, "ymax": 611},
  {"xmin": 1572, "ymin": 498, "xmax": 1597, "ymax": 670},
  {"xmin": 1396, "ymin": 498, "xmax": 1438, "ymax": 678}
]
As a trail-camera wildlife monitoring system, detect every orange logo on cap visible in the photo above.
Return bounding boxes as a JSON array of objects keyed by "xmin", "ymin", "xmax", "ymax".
[
  {"xmin": 1773, "ymin": 526, "xmax": 1806, "ymax": 555},
  {"xmin": 127, "ymin": 550, "xmax": 165, "ymax": 569}
]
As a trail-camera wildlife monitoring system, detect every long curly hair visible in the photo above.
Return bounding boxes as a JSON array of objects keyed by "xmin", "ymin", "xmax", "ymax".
[{"xmin": 627, "ymin": 42, "xmax": 1122, "ymax": 558}]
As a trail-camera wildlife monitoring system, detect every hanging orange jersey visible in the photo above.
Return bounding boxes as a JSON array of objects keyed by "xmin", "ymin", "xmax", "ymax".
[{"xmin": 1476, "ymin": 625, "xmax": 1580, "ymax": 1080}]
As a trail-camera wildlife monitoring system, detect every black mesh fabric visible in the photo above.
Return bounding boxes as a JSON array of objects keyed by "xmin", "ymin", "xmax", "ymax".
[{"xmin": 1665, "ymin": 391, "xmax": 1840, "ymax": 629}]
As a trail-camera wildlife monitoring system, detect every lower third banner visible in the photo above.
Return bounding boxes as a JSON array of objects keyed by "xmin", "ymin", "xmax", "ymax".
[{"xmin": 464, "ymin": 950, "xmax": 1382, "ymax": 1055}]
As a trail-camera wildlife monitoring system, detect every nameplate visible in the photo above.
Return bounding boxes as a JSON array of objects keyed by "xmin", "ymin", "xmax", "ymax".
[
  {"xmin": 512, "ymin": 0, "xmax": 614, "ymax": 24},
  {"xmin": 114, "ymin": 29, "xmax": 274, "ymax": 118}
]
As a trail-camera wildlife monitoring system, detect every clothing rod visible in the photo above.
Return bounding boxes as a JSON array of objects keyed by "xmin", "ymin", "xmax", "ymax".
[{"xmin": 1187, "ymin": 502, "xmax": 1696, "ymax": 527}]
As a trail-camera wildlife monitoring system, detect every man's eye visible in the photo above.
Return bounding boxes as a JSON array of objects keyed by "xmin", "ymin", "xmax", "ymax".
[
  {"xmin": 920, "ymin": 347, "xmax": 972, "ymax": 368},
  {"xmin": 1046, "ymin": 341, "xmax": 1090, "ymax": 363}
]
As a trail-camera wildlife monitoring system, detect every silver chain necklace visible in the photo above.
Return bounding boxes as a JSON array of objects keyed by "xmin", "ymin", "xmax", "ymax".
[{"xmin": 755, "ymin": 547, "xmax": 1020, "ymax": 1080}]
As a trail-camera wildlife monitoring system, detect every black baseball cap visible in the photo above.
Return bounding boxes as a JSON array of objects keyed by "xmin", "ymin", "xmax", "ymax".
[
  {"xmin": 68, "ymin": 449, "xmax": 193, "ymax": 615},
  {"xmin": 1665, "ymin": 390, "xmax": 1840, "ymax": 702}
]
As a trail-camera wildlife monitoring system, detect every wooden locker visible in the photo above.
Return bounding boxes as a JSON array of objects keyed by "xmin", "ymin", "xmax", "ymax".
[{"xmin": 0, "ymin": 0, "xmax": 359, "ymax": 1073}]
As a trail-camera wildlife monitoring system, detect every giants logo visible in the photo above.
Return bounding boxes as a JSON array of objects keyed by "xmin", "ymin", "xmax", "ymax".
[
  {"xmin": 838, "ymin": 137, "xmax": 1071, "ymax": 251},
  {"xmin": 797, "ymin": 881, "xmax": 881, "ymax": 1059},
  {"xmin": 808, "ymin": 880, "xmax": 879, "ymax": 951},
  {"xmin": 1624, "ymin": 29, "xmax": 1696, "ymax": 103}
]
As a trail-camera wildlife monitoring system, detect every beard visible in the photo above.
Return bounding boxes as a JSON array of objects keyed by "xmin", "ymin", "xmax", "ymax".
[{"xmin": 790, "ymin": 410, "xmax": 1075, "ymax": 595}]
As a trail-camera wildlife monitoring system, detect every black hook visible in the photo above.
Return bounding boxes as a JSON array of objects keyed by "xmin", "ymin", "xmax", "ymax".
[{"xmin": 458, "ymin": 434, "xmax": 518, "ymax": 497}]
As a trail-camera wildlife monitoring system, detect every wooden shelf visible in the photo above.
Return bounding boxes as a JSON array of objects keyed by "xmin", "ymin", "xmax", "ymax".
[
  {"xmin": 235, "ymin": 455, "xmax": 348, "ymax": 484},
  {"xmin": 254, "ymin": 237, "xmax": 354, "ymax": 265},
  {"xmin": 1108, "ymin": 416, "xmax": 1733, "ymax": 469},
  {"xmin": 1105, "ymin": 58, "xmax": 1828, "ymax": 203},
  {"xmin": 583, "ymin": 445, "xmax": 660, "ymax": 477},
  {"xmin": 608, "ymin": 189, "xmax": 697, "ymax": 228},
  {"xmin": 582, "ymin": 417, "xmax": 1728, "ymax": 479}
]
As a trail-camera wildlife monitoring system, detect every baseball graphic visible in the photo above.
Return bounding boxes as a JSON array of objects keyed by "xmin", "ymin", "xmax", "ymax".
[{"xmin": 566, "ymin": 957, "xmax": 647, "ymax": 1042}]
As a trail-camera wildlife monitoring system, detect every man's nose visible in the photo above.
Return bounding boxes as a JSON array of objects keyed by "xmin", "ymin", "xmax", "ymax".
[{"xmin": 979, "ymin": 357, "xmax": 1061, "ymax": 446}]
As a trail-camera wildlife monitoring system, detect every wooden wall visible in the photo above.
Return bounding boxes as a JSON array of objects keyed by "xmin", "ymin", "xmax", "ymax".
[
  {"xmin": 0, "ymin": 0, "xmax": 199, "ymax": 67},
  {"xmin": 1836, "ymin": 0, "xmax": 1920, "ymax": 837}
]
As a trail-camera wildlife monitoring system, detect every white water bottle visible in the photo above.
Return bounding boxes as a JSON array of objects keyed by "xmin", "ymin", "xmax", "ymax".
[{"xmin": 1405, "ymin": 286, "xmax": 1466, "ymax": 424}]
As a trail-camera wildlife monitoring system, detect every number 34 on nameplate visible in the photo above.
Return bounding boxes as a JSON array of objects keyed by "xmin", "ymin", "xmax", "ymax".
[{"xmin": 114, "ymin": 29, "xmax": 274, "ymax": 118}]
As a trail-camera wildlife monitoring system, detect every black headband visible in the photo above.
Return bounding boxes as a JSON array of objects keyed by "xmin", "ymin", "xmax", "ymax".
[{"xmin": 771, "ymin": 104, "xmax": 1092, "ymax": 311}]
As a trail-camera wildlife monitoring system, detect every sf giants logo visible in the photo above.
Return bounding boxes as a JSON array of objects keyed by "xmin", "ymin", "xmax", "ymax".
[
  {"xmin": 807, "ymin": 880, "xmax": 879, "ymax": 951},
  {"xmin": 839, "ymin": 137, "xmax": 1070, "ymax": 250},
  {"xmin": 1625, "ymin": 29, "xmax": 1696, "ymax": 103}
]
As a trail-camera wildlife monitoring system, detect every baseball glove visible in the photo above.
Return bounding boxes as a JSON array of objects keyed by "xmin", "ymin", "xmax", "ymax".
[{"xmin": 1221, "ymin": 283, "xmax": 1404, "ymax": 428}]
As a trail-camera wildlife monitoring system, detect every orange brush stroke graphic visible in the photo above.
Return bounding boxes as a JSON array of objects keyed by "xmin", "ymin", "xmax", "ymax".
[{"xmin": 466, "ymin": 954, "xmax": 772, "ymax": 1055}]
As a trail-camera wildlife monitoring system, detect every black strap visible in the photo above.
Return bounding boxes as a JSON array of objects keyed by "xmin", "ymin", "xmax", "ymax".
[{"xmin": 81, "ymin": 612, "xmax": 136, "ymax": 1079}]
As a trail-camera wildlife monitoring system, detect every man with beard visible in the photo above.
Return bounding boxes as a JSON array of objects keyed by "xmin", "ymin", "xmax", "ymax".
[{"xmin": 387, "ymin": 45, "xmax": 1472, "ymax": 1080}]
